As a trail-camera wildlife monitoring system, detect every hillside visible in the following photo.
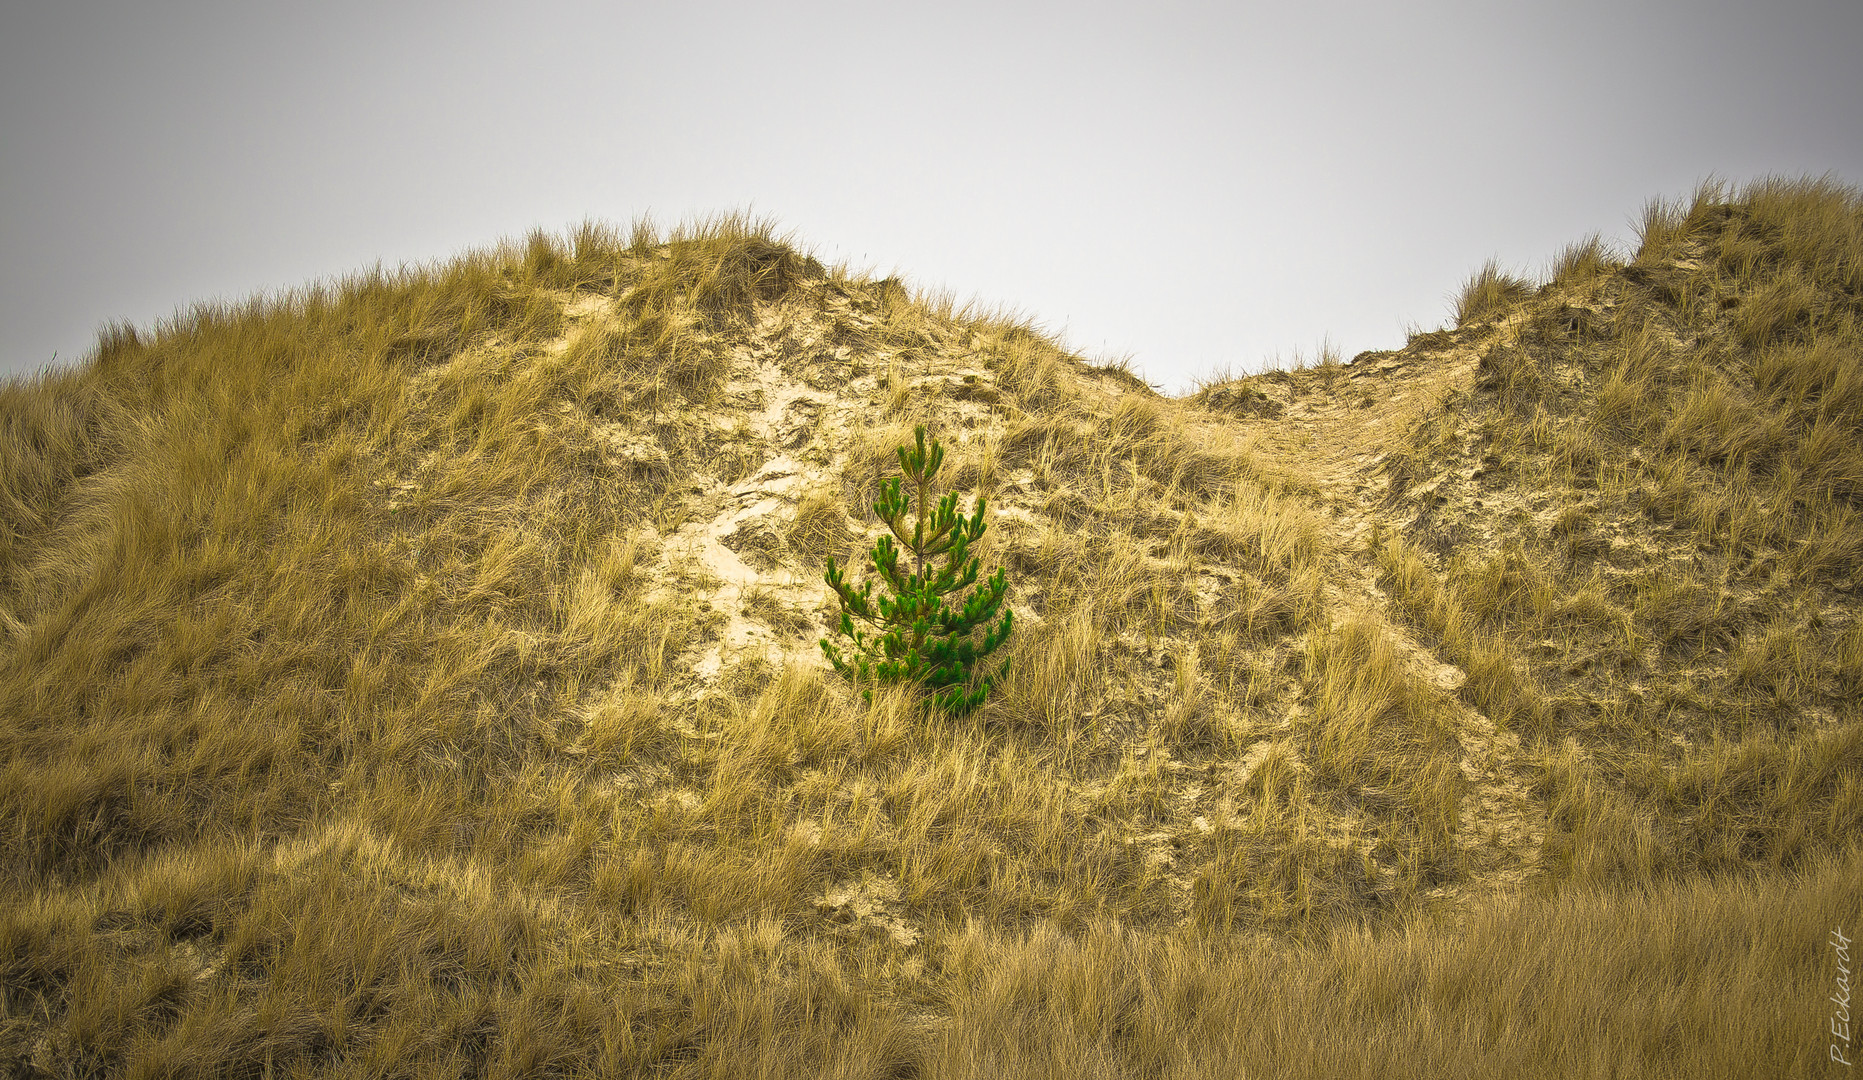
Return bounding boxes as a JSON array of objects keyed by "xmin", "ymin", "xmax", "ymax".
[{"xmin": 2, "ymin": 181, "xmax": 1859, "ymax": 1078}]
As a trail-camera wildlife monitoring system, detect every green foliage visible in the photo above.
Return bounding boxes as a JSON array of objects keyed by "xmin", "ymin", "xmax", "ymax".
[{"xmin": 820, "ymin": 425, "xmax": 1013, "ymax": 715}]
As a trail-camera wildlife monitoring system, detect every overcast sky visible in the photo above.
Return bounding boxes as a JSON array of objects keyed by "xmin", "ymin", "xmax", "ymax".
[{"xmin": 3, "ymin": 0, "xmax": 1859, "ymax": 397}]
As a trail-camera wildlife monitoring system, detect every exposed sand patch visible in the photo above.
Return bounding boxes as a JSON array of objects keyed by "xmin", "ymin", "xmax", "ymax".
[{"xmin": 638, "ymin": 452, "xmax": 826, "ymax": 681}]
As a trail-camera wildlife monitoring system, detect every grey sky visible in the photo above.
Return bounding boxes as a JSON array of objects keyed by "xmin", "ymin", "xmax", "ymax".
[{"xmin": 3, "ymin": 0, "xmax": 1859, "ymax": 396}]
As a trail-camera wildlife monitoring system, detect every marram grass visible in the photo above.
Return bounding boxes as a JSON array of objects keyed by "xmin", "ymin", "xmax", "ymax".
[{"xmin": 2, "ymin": 185, "xmax": 1860, "ymax": 1077}]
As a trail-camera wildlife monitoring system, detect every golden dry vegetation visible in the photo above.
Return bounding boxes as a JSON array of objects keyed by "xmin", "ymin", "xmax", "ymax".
[{"xmin": 1, "ymin": 180, "xmax": 1858, "ymax": 1078}]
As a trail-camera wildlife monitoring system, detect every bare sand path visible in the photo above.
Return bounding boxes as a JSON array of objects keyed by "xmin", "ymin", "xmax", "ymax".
[{"xmin": 1185, "ymin": 318, "xmax": 1549, "ymax": 918}]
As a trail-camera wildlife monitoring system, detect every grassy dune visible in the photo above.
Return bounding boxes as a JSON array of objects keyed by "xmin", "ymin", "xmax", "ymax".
[{"xmin": 1, "ymin": 183, "xmax": 1857, "ymax": 1077}]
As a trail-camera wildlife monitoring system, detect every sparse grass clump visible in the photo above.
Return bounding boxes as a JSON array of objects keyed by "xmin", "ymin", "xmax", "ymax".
[
  {"xmin": 1547, "ymin": 232, "xmax": 1621, "ymax": 286},
  {"xmin": 1454, "ymin": 258, "xmax": 1535, "ymax": 326}
]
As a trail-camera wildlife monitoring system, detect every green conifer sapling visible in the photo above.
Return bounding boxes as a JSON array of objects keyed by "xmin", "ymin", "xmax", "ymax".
[{"xmin": 820, "ymin": 425, "xmax": 1013, "ymax": 715}]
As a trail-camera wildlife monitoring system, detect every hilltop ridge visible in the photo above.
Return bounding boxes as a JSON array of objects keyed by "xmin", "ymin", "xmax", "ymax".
[{"xmin": 1, "ymin": 186, "xmax": 1858, "ymax": 1078}]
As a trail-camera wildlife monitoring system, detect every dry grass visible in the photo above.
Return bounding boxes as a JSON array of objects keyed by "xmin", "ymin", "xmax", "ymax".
[
  {"xmin": 1380, "ymin": 173, "xmax": 1863, "ymax": 883},
  {"xmin": 1, "ymin": 184, "xmax": 1857, "ymax": 1077},
  {"xmin": 1454, "ymin": 259, "xmax": 1535, "ymax": 327},
  {"xmin": 1546, "ymin": 232, "xmax": 1623, "ymax": 286}
]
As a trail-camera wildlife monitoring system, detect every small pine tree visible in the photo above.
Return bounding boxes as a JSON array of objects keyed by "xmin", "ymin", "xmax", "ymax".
[{"xmin": 820, "ymin": 425, "xmax": 1013, "ymax": 715}]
